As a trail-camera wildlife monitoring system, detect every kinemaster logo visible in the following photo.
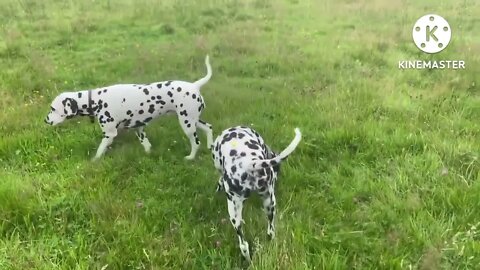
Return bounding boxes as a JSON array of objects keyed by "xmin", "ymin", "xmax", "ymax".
[{"xmin": 398, "ymin": 14, "xmax": 465, "ymax": 70}]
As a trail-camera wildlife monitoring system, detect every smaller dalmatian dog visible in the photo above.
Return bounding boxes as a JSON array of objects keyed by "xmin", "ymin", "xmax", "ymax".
[
  {"xmin": 45, "ymin": 55, "xmax": 213, "ymax": 161},
  {"xmin": 211, "ymin": 126, "xmax": 301, "ymax": 262}
]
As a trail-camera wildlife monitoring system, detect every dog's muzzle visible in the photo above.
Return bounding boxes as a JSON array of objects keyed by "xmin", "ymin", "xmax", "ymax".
[{"xmin": 44, "ymin": 117, "xmax": 52, "ymax": 125}]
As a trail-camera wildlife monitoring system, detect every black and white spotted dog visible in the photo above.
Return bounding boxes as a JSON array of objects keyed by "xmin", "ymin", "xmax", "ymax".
[
  {"xmin": 211, "ymin": 126, "xmax": 301, "ymax": 262},
  {"xmin": 45, "ymin": 56, "xmax": 213, "ymax": 160}
]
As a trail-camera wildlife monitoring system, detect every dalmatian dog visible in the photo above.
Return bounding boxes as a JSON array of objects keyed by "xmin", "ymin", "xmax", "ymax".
[
  {"xmin": 45, "ymin": 55, "xmax": 213, "ymax": 161},
  {"xmin": 211, "ymin": 126, "xmax": 301, "ymax": 262}
]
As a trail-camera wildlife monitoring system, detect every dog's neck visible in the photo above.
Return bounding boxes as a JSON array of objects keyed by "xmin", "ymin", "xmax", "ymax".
[{"xmin": 74, "ymin": 90, "xmax": 96, "ymax": 117}]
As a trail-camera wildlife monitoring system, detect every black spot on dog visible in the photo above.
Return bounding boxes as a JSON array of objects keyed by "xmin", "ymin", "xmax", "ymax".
[
  {"xmin": 180, "ymin": 103, "xmax": 183, "ymax": 107},
  {"xmin": 82, "ymin": 104, "xmax": 88, "ymax": 109},
  {"xmin": 140, "ymin": 103, "xmax": 144, "ymax": 106},
  {"xmin": 132, "ymin": 120, "xmax": 145, "ymax": 128},
  {"xmin": 104, "ymin": 103, "xmax": 108, "ymax": 108},
  {"xmin": 187, "ymin": 123, "xmax": 191, "ymax": 128},
  {"xmin": 144, "ymin": 117, "xmax": 152, "ymax": 123},
  {"xmin": 143, "ymin": 88, "xmax": 149, "ymax": 95},
  {"xmin": 245, "ymin": 141, "xmax": 259, "ymax": 150},
  {"xmin": 192, "ymin": 94, "xmax": 196, "ymax": 99},
  {"xmin": 103, "ymin": 89, "xmax": 107, "ymax": 93},
  {"xmin": 167, "ymin": 91, "xmax": 173, "ymax": 97},
  {"xmin": 122, "ymin": 98, "xmax": 126, "ymax": 103},
  {"xmin": 78, "ymin": 92, "xmax": 82, "ymax": 98},
  {"xmin": 261, "ymin": 162, "xmax": 269, "ymax": 168},
  {"xmin": 231, "ymin": 165, "xmax": 237, "ymax": 173},
  {"xmin": 157, "ymin": 83, "xmax": 162, "ymax": 88},
  {"xmin": 126, "ymin": 110, "xmax": 132, "ymax": 115},
  {"xmin": 170, "ymin": 99, "xmax": 174, "ymax": 103},
  {"xmin": 104, "ymin": 111, "xmax": 111, "ymax": 118},
  {"xmin": 165, "ymin": 81, "xmax": 172, "ymax": 86},
  {"xmin": 240, "ymin": 152, "xmax": 246, "ymax": 157},
  {"xmin": 139, "ymin": 110, "xmax": 144, "ymax": 114},
  {"xmin": 258, "ymin": 179, "xmax": 266, "ymax": 187},
  {"xmin": 151, "ymin": 96, "xmax": 156, "ymax": 100},
  {"xmin": 177, "ymin": 87, "xmax": 182, "ymax": 92},
  {"xmin": 98, "ymin": 91, "xmax": 101, "ymax": 95},
  {"xmin": 179, "ymin": 110, "xmax": 187, "ymax": 116},
  {"xmin": 148, "ymin": 105, "xmax": 155, "ymax": 114},
  {"xmin": 238, "ymin": 133, "xmax": 245, "ymax": 139},
  {"xmin": 157, "ymin": 95, "xmax": 162, "ymax": 99},
  {"xmin": 230, "ymin": 150, "xmax": 237, "ymax": 156},
  {"xmin": 184, "ymin": 120, "xmax": 188, "ymax": 124},
  {"xmin": 241, "ymin": 173, "xmax": 248, "ymax": 181}
]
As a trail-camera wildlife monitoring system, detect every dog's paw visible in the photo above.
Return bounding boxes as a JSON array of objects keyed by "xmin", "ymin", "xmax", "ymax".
[
  {"xmin": 184, "ymin": 155, "xmax": 195, "ymax": 160},
  {"xmin": 267, "ymin": 230, "xmax": 275, "ymax": 240}
]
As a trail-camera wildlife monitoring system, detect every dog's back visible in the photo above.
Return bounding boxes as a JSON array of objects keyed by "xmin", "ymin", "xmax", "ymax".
[{"xmin": 212, "ymin": 126, "xmax": 301, "ymax": 194}]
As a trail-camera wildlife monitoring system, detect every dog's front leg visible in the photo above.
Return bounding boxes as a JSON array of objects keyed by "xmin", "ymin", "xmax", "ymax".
[
  {"xmin": 135, "ymin": 127, "xmax": 152, "ymax": 153},
  {"xmin": 215, "ymin": 176, "xmax": 224, "ymax": 192},
  {"xmin": 178, "ymin": 117, "xmax": 200, "ymax": 160},
  {"xmin": 92, "ymin": 127, "xmax": 118, "ymax": 161}
]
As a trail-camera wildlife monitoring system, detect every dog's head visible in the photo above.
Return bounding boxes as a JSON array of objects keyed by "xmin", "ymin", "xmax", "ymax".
[{"xmin": 45, "ymin": 93, "xmax": 79, "ymax": 126}]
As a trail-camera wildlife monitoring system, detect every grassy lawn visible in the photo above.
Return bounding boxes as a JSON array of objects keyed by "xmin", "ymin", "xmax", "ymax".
[{"xmin": 0, "ymin": 0, "xmax": 479, "ymax": 268}]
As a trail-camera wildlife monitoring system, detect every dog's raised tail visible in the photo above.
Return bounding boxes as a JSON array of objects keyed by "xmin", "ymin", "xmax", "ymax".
[
  {"xmin": 245, "ymin": 128, "xmax": 302, "ymax": 171},
  {"xmin": 193, "ymin": 55, "xmax": 212, "ymax": 89}
]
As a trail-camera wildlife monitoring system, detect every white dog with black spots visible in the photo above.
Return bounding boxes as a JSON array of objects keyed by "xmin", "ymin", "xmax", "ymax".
[
  {"xmin": 45, "ymin": 55, "xmax": 213, "ymax": 160},
  {"xmin": 211, "ymin": 126, "xmax": 301, "ymax": 262}
]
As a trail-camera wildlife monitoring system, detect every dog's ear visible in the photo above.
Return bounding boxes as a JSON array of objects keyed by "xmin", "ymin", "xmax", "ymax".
[{"xmin": 62, "ymin": 98, "xmax": 78, "ymax": 118}]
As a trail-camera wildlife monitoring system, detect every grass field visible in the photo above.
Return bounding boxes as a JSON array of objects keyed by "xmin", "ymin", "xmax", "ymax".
[{"xmin": 0, "ymin": 0, "xmax": 479, "ymax": 269}]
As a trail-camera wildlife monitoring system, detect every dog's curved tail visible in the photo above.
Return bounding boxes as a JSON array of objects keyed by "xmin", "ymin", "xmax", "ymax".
[
  {"xmin": 193, "ymin": 55, "xmax": 212, "ymax": 89},
  {"xmin": 245, "ymin": 128, "xmax": 302, "ymax": 172}
]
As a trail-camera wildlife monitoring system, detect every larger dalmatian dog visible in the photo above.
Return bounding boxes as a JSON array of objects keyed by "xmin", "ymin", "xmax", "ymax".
[
  {"xmin": 45, "ymin": 55, "xmax": 213, "ymax": 160},
  {"xmin": 211, "ymin": 126, "xmax": 301, "ymax": 262}
]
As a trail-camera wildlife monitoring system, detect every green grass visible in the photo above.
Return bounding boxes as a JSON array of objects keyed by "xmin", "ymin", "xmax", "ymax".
[{"xmin": 0, "ymin": 0, "xmax": 479, "ymax": 268}]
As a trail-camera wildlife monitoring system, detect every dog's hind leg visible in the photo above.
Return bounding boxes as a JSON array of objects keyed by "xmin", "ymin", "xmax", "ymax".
[
  {"xmin": 178, "ymin": 116, "xmax": 200, "ymax": 160},
  {"xmin": 196, "ymin": 119, "xmax": 213, "ymax": 149},
  {"xmin": 261, "ymin": 189, "xmax": 276, "ymax": 240},
  {"xmin": 135, "ymin": 127, "xmax": 152, "ymax": 153},
  {"xmin": 93, "ymin": 126, "xmax": 118, "ymax": 161},
  {"xmin": 227, "ymin": 195, "xmax": 251, "ymax": 262}
]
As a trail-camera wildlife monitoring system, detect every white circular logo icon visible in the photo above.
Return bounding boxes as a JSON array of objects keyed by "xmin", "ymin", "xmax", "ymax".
[{"xmin": 412, "ymin": 14, "xmax": 451, "ymax": 54}]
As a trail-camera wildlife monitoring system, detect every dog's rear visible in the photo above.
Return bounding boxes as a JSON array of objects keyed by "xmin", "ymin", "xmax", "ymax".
[
  {"xmin": 211, "ymin": 127, "xmax": 301, "ymax": 262},
  {"xmin": 243, "ymin": 128, "xmax": 301, "ymax": 171}
]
